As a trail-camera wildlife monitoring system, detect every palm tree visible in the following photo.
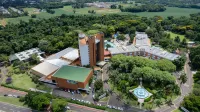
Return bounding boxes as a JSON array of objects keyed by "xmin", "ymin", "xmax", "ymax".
[
  {"xmin": 165, "ymin": 98, "xmax": 173, "ymax": 106},
  {"xmin": 155, "ymin": 100, "xmax": 162, "ymax": 107},
  {"xmin": 179, "ymin": 74, "xmax": 187, "ymax": 84}
]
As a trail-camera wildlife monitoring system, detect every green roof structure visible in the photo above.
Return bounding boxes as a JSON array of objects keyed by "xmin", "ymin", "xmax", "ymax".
[{"xmin": 52, "ymin": 65, "xmax": 92, "ymax": 82}]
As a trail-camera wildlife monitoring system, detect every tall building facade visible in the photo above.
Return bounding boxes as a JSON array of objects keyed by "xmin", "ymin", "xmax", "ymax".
[{"xmin": 78, "ymin": 32, "xmax": 104, "ymax": 67}]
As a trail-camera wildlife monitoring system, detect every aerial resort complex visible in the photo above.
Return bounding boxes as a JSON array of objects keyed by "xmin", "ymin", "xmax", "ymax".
[
  {"xmin": 26, "ymin": 32, "xmax": 180, "ymax": 94},
  {"xmin": 0, "ymin": 0, "xmax": 199, "ymax": 111}
]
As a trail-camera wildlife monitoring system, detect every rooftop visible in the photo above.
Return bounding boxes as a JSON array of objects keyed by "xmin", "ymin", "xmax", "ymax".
[
  {"xmin": 52, "ymin": 65, "xmax": 92, "ymax": 82},
  {"xmin": 9, "ymin": 48, "xmax": 44, "ymax": 61},
  {"xmin": 46, "ymin": 47, "xmax": 77, "ymax": 60},
  {"xmin": 61, "ymin": 49, "xmax": 79, "ymax": 61},
  {"xmin": 31, "ymin": 59, "xmax": 70, "ymax": 76},
  {"xmin": 135, "ymin": 32, "xmax": 150, "ymax": 47},
  {"xmin": 31, "ymin": 61, "xmax": 59, "ymax": 76}
]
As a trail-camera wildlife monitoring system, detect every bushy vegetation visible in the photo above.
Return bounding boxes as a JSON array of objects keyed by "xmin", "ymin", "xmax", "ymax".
[
  {"xmin": 181, "ymin": 71, "xmax": 200, "ymax": 111},
  {"xmin": 109, "ymin": 55, "xmax": 180, "ymax": 106},
  {"xmin": 134, "ymin": 0, "xmax": 200, "ymax": 9},
  {"xmin": 0, "ymin": 12, "xmax": 199, "ymax": 62},
  {"xmin": 121, "ymin": 4, "xmax": 166, "ymax": 13},
  {"xmin": 189, "ymin": 46, "xmax": 200, "ymax": 70}
]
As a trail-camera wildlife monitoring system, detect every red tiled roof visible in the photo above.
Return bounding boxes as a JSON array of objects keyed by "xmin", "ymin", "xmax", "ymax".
[{"xmin": 104, "ymin": 50, "xmax": 111, "ymax": 56}]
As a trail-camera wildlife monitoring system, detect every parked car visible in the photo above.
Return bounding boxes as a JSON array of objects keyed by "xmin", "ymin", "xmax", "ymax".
[
  {"xmin": 107, "ymin": 105, "xmax": 112, "ymax": 108},
  {"xmin": 8, "ymin": 94, "xmax": 13, "ymax": 97},
  {"xmin": 65, "ymin": 106, "xmax": 70, "ymax": 110},
  {"xmin": 4, "ymin": 94, "xmax": 7, "ymax": 96}
]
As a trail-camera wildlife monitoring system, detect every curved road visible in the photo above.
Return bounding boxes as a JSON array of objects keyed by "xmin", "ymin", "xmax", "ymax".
[{"xmin": 154, "ymin": 53, "xmax": 193, "ymax": 112}]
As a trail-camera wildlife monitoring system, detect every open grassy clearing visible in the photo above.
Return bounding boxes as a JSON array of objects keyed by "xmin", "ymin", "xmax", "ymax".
[
  {"xmin": 3, "ymin": 65, "xmax": 51, "ymax": 91},
  {"xmin": 131, "ymin": 7, "xmax": 200, "ymax": 18},
  {"xmin": 4, "ymin": 5, "xmax": 200, "ymax": 24},
  {"xmin": 3, "ymin": 73, "xmax": 51, "ymax": 91},
  {"xmin": 167, "ymin": 31, "xmax": 189, "ymax": 42},
  {"xmin": 6, "ymin": 73, "xmax": 37, "ymax": 90},
  {"xmin": 0, "ymin": 96, "xmax": 27, "ymax": 107}
]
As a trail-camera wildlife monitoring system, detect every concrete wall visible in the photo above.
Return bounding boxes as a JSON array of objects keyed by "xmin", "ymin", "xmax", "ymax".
[{"xmin": 79, "ymin": 44, "xmax": 90, "ymax": 66}]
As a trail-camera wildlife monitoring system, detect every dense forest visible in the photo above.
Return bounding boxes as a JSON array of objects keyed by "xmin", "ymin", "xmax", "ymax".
[
  {"xmin": 120, "ymin": 4, "xmax": 166, "ymax": 13},
  {"xmin": 135, "ymin": 0, "xmax": 200, "ymax": 9},
  {"xmin": 0, "ymin": 13, "xmax": 200, "ymax": 62}
]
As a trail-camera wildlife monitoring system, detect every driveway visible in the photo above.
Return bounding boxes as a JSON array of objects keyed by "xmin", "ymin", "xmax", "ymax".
[
  {"xmin": 0, "ymin": 102, "xmax": 31, "ymax": 112},
  {"xmin": 154, "ymin": 53, "xmax": 193, "ymax": 112}
]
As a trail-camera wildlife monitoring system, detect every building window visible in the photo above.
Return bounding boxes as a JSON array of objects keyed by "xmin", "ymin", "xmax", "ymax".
[
  {"xmin": 52, "ymin": 80, "xmax": 56, "ymax": 83},
  {"xmin": 67, "ymin": 80, "xmax": 77, "ymax": 84}
]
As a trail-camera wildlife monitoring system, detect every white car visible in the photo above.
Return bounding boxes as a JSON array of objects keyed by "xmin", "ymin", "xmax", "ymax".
[
  {"xmin": 8, "ymin": 94, "xmax": 13, "ymax": 97},
  {"xmin": 97, "ymin": 103, "xmax": 101, "ymax": 106},
  {"xmin": 107, "ymin": 105, "xmax": 112, "ymax": 108},
  {"xmin": 65, "ymin": 106, "xmax": 70, "ymax": 110}
]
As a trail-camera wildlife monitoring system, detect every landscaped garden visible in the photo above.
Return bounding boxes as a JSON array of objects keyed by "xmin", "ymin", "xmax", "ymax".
[
  {"xmin": 2, "ymin": 60, "xmax": 51, "ymax": 92},
  {"xmin": 108, "ymin": 55, "xmax": 185, "ymax": 109}
]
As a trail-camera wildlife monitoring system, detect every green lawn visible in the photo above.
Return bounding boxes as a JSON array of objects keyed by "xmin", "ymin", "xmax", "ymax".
[
  {"xmin": 4, "ymin": 5, "xmax": 200, "ymax": 24},
  {"xmin": 0, "ymin": 96, "xmax": 27, "ymax": 107},
  {"xmin": 6, "ymin": 73, "xmax": 37, "ymax": 90},
  {"xmin": 131, "ymin": 7, "xmax": 200, "ymax": 18},
  {"xmin": 173, "ymin": 109, "xmax": 183, "ymax": 112},
  {"xmin": 4, "ymin": 73, "xmax": 51, "ymax": 92},
  {"xmin": 167, "ymin": 31, "xmax": 189, "ymax": 42}
]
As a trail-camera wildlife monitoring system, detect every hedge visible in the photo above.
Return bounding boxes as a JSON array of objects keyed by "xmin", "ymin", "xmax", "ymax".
[
  {"xmin": 1, "ymin": 84, "xmax": 30, "ymax": 93},
  {"xmin": 144, "ymin": 96, "xmax": 152, "ymax": 102}
]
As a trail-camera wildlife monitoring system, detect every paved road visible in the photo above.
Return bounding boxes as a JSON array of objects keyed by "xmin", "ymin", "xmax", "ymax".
[
  {"xmin": 0, "ymin": 102, "xmax": 31, "ymax": 112},
  {"xmin": 68, "ymin": 103, "xmax": 105, "ymax": 112},
  {"xmin": 154, "ymin": 53, "xmax": 193, "ymax": 112}
]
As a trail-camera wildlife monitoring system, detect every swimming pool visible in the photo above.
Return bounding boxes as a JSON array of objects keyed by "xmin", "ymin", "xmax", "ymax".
[{"xmin": 104, "ymin": 40, "xmax": 116, "ymax": 49}]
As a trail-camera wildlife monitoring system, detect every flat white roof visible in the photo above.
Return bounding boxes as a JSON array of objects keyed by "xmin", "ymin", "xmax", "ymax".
[
  {"xmin": 61, "ymin": 49, "xmax": 79, "ymax": 61},
  {"xmin": 32, "ymin": 61, "xmax": 59, "ymax": 76},
  {"xmin": 32, "ymin": 59, "xmax": 70, "ymax": 76},
  {"xmin": 45, "ymin": 47, "xmax": 77, "ymax": 60},
  {"xmin": 46, "ymin": 59, "xmax": 70, "ymax": 67},
  {"xmin": 10, "ymin": 48, "xmax": 44, "ymax": 61}
]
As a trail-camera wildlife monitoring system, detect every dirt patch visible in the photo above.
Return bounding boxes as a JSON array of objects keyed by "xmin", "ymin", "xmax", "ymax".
[{"xmin": 0, "ymin": 19, "xmax": 7, "ymax": 26}]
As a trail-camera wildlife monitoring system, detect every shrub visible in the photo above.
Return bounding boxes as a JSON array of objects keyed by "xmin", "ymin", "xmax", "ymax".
[
  {"xmin": 144, "ymin": 96, "xmax": 152, "ymax": 102},
  {"xmin": 6, "ymin": 77, "xmax": 12, "ymax": 84},
  {"xmin": 31, "ymin": 14, "xmax": 36, "ymax": 18},
  {"xmin": 19, "ymin": 97, "xmax": 25, "ymax": 102}
]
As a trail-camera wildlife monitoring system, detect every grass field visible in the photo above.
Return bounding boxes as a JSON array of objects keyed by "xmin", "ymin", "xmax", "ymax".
[
  {"xmin": 167, "ymin": 31, "xmax": 189, "ymax": 42},
  {"xmin": 6, "ymin": 73, "xmax": 37, "ymax": 90},
  {"xmin": 4, "ymin": 5, "xmax": 200, "ymax": 25},
  {"xmin": 173, "ymin": 109, "xmax": 183, "ymax": 112},
  {"xmin": 4, "ymin": 73, "xmax": 51, "ymax": 91},
  {"xmin": 132, "ymin": 7, "xmax": 200, "ymax": 18},
  {"xmin": 0, "ymin": 96, "xmax": 27, "ymax": 107}
]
